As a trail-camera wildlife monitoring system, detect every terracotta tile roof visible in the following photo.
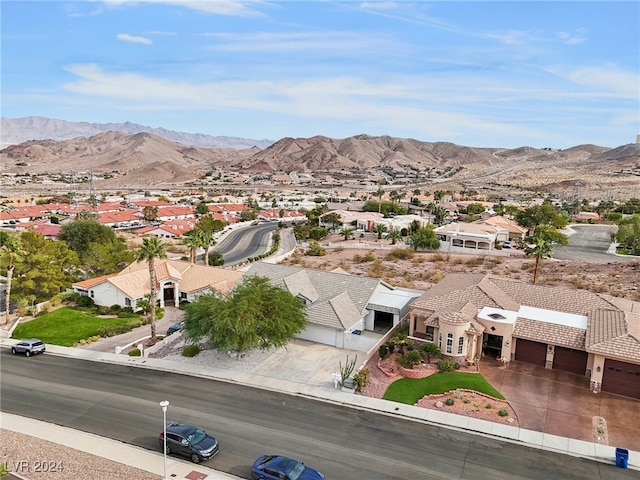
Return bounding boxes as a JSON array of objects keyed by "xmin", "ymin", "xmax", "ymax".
[
  {"xmin": 514, "ymin": 317, "xmax": 586, "ymax": 349},
  {"xmin": 585, "ymin": 310, "xmax": 640, "ymax": 361},
  {"xmin": 73, "ymin": 274, "xmax": 117, "ymax": 289}
]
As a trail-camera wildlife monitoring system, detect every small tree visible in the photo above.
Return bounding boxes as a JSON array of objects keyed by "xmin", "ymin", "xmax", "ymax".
[{"xmin": 420, "ymin": 342, "xmax": 441, "ymax": 363}]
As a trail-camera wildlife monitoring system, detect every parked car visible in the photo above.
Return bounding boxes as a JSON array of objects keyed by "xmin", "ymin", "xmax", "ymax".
[
  {"xmin": 11, "ymin": 339, "xmax": 46, "ymax": 357},
  {"xmin": 251, "ymin": 455, "xmax": 324, "ymax": 480},
  {"xmin": 166, "ymin": 322, "xmax": 183, "ymax": 335},
  {"xmin": 502, "ymin": 240, "xmax": 512, "ymax": 248},
  {"xmin": 158, "ymin": 423, "xmax": 219, "ymax": 464}
]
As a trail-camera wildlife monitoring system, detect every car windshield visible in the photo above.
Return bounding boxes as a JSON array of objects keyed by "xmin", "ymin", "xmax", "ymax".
[
  {"xmin": 187, "ymin": 428, "xmax": 207, "ymax": 445},
  {"xmin": 286, "ymin": 462, "xmax": 305, "ymax": 480},
  {"xmin": 32, "ymin": 341, "xmax": 44, "ymax": 346}
]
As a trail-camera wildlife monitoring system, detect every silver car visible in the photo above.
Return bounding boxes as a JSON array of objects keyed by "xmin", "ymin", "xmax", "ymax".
[{"xmin": 11, "ymin": 339, "xmax": 46, "ymax": 357}]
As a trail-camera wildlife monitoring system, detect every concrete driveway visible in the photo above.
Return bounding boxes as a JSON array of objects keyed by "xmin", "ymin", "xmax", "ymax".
[{"xmin": 480, "ymin": 359, "xmax": 640, "ymax": 451}]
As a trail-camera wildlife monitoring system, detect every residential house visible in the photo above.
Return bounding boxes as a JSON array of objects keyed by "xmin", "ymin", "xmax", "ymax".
[
  {"xmin": 434, "ymin": 222, "xmax": 504, "ymax": 251},
  {"xmin": 244, "ymin": 262, "xmax": 421, "ymax": 352},
  {"xmin": 72, "ymin": 259, "xmax": 243, "ymax": 310},
  {"xmin": 473, "ymin": 215, "xmax": 528, "ymax": 242},
  {"xmin": 408, "ymin": 273, "xmax": 640, "ymax": 399},
  {"xmin": 319, "ymin": 210, "xmax": 384, "ymax": 232}
]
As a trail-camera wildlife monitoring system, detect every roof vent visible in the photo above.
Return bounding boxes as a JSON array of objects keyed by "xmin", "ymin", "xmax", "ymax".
[{"xmin": 488, "ymin": 313, "xmax": 506, "ymax": 320}]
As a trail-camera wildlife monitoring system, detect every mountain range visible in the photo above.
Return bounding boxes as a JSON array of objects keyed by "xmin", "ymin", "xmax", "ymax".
[
  {"xmin": 0, "ymin": 116, "xmax": 274, "ymax": 150},
  {"xmin": 1, "ymin": 117, "xmax": 639, "ymax": 199}
]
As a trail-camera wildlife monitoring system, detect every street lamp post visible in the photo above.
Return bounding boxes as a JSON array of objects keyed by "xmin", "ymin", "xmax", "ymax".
[{"xmin": 159, "ymin": 400, "xmax": 170, "ymax": 480}]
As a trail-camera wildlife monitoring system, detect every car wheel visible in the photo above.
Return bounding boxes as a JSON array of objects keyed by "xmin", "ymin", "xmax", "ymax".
[
  {"xmin": 191, "ymin": 453, "xmax": 201, "ymax": 464},
  {"xmin": 11, "ymin": 348, "xmax": 16, "ymax": 354},
  {"xmin": 25, "ymin": 350, "xmax": 31, "ymax": 357}
]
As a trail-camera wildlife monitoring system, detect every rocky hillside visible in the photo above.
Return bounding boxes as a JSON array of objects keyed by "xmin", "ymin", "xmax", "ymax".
[{"xmin": 1, "ymin": 129, "xmax": 639, "ymax": 197}]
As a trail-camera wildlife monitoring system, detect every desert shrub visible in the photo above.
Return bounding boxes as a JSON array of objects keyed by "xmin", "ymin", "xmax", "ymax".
[
  {"xmin": 378, "ymin": 343, "xmax": 390, "ymax": 359},
  {"xmin": 445, "ymin": 398, "xmax": 455, "ymax": 406},
  {"xmin": 386, "ymin": 248, "xmax": 414, "ymax": 260},
  {"xmin": 305, "ymin": 240, "xmax": 326, "ymax": 256},
  {"xmin": 465, "ymin": 257, "xmax": 483, "ymax": 267},
  {"xmin": 368, "ymin": 259, "xmax": 384, "ymax": 277},
  {"xmin": 430, "ymin": 253, "xmax": 445, "ymax": 262},
  {"xmin": 411, "ymin": 256, "xmax": 425, "ymax": 264},
  {"xmin": 463, "ymin": 398, "xmax": 471, "ymax": 404},
  {"xmin": 437, "ymin": 358, "xmax": 457, "ymax": 373},
  {"xmin": 182, "ymin": 344, "xmax": 201, "ymax": 357},
  {"xmin": 485, "ymin": 403, "xmax": 492, "ymax": 409},
  {"xmin": 430, "ymin": 271, "xmax": 445, "ymax": 282},
  {"xmin": 128, "ymin": 348, "xmax": 142, "ymax": 356},
  {"xmin": 498, "ymin": 409, "xmax": 509, "ymax": 417},
  {"xmin": 353, "ymin": 368, "xmax": 370, "ymax": 392},
  {"xmin": 397, "ymin": 350, "xmax": 422, "ymax": 369}
]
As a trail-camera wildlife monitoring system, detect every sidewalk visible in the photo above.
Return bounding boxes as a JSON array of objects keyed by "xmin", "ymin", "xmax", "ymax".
[{"xmin": 2, "ymin": 340, "xmax": 638, "ymax": 476}]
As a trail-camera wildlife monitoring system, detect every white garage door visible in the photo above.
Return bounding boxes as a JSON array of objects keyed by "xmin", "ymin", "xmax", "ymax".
[{"xmin": 298, "ymin": 325, "xmax": 341, "ymax": 348}]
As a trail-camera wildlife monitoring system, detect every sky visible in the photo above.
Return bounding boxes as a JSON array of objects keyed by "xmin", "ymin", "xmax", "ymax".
[{"xmin": 1, "ymin": 1, "xmax": 638, "ymax": 149}]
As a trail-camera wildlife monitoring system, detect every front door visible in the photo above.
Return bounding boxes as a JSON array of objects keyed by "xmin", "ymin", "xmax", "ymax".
[{"xmin": 483, "ymin": 333, "xmax": 503, "ymax": 357}]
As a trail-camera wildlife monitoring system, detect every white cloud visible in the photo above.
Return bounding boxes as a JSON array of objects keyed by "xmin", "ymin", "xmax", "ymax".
[
  {"xmin": 546, "ymin": 64, "xmax": 639, "ymax": 99},
  {"xmin": 102, "ymin": 0, "xmax": 267, "ymax": 17},
  {"xmin": 360, "ymin": 2, "xmax": 398, "ymax": 10},
  {"xmin": 116, "ymin": 33, "xmax": 152, "ymax": 45}
]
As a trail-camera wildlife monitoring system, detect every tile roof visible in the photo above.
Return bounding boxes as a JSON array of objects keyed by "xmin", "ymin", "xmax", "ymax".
[
  {"xmin": 245, "ymin": 262, "xmax": 386, "ymax": 330},
  {"xmin": 410, "ymin": 273, "xmax": 640, "ymax": 362},
  {"xmin": 514, "ymin": 317, "xmax": 586, "ymax": 349}
]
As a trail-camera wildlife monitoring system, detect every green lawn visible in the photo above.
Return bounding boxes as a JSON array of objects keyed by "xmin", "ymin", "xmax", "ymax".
[
  {"xmin": 382, "ymin": 372, "xmax": 504, "ymax": 404},
  {"xmin": 12, "ymin": 307, "xmax": 144, "ymax": 346}
]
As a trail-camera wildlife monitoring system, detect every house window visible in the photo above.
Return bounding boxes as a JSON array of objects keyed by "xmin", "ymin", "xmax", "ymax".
[
  {"xmin": 125, "ymin": 298, "xmax": 131, "ymax": 307},
  {"xmin": 458, "ymin": 336, "xmax": 464, "ymax": 355},
  {"xmin": 90, "ymin": 290, "xmax": 94, "ymax": 298},
  {"xmin": 425, "ymin": 326, "xmax": 434, "ymax": 341},
  {"xmin": 446, "ymin": 332, "xmax": 453, "ymax": 354},
  {"xmin": 438, "ymin": 332, "xmax": 443, "ymax": 349},
  {"xmin": 180, "ymin": 292, "xmax": 187, "ymax": 300}
]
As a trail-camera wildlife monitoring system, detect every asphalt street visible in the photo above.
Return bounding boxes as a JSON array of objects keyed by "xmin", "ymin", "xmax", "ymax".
[
  {"xmin": 216, "ymin": 223, "xmax": 279, "ymax": 265},
  {"xmin": 553, "ymin": 224, "xmax": 633, "ymax": 263},
  {"xmin": 1, "ymin": 352, "xmax": 634, "ymax": 480}
]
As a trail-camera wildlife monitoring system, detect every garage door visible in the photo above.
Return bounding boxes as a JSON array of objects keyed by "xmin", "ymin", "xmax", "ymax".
[
  {"xmin": 602, "ymin": 359, "xmax": 640, "ymax": 399},
  {"xmin": 515, "ymin": 339, "xmax": 547, "ymax": 366},
  {"xmin": 553, "ymin": 346, "xmax": 588, "ymax": 376}
]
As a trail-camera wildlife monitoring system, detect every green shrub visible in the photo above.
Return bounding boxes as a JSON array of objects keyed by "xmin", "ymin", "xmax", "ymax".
[
  {"xmin": 378, "ymin": 343, "xmax": 390, "ymax": 359},
  {"xmin": 108, "ymin": 304, "xmax": 122, "ymax": 314},
  {"xmin": 437, "ymin": 358, "xmax": 457, "ymax": 373},
  {"xmin": 398, "ymin": 350, "xmax": 422, "ymax": 369},
  {"xmin": 485, "ymin": 403, "xmax": 492, "ymax": 409},
  {"xmin": 386, "ymin": 248, "xmax": 414, "ymax": 260},
  {"xmin": 182, "ymin": 344, "xmax": 201, "ymax": 357},
  {"xmin": 353, "ymin": 368, "xmax": 370, "ymax": 392},
  {"xmin": 76, "ymin": 295, "xmax": 95, "ymax": 308},
  {"xmin": 117, "ymin": 311, "xmax": 138, "ymax": 318},
  {"xmin": 128, "ymin": 348, "xmax": 142, "ymax": 356},
  {"xmin": 445, "ymin": 398, "xmax": 455, "ymax": 406},
  {"xmin": 498, "ymin": 409, "xmax": 509, "ymax": 417}
]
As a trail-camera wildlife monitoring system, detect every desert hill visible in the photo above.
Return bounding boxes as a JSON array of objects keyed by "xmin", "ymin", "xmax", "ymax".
[{"xmin": 1, "ymin": 128, "xmax": 639, "ymax": 198}]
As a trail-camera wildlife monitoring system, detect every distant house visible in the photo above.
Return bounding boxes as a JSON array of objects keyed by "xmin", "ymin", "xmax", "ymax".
[
  {"xmin": 244, "ymin": 262, "xmax": 422, "ymax": 351},
  {"xmin": 319, "ymin": 210, "xmax": 383, "ymax": 232},
  {"xmin": 434, "ymin": 222, "xmax": 504, "ymax": 250},
  {"xmin": 473, "ymin": 215, "xmax": 528, "ymax": 241},
  {"xmin": 72, "ymin": 259, "xmax": 243, "ymax": 310},
  {"xmin": 408, "ymin": 273, "xmax": 640, "ymax": 399}
]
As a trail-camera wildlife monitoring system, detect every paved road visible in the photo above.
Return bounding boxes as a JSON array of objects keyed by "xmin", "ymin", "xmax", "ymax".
[
  {"xmin": 553, "ymin": 224, "xmax": 634, "ymax": 263},
  {"xmin": 216, "ymin": 223, "xmax": 278, "ymax": 265},
  {"xmin": 1, "ymin": 353, "xmax": 633, "ymax": 480}
]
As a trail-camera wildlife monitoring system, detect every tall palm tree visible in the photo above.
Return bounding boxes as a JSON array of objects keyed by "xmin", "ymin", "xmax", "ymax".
[
  {"xmin": 182, "ymin": 230, "xmax": 200, "ymax": 263},
  {"xmin": 0, "ymin": 232, "xmax": 22, "ymax": 325},
  {"xmin": 374, "ymin": 223, "xmax": 388, "ymax": 240},
  {"xmin": 136, "ymin": 237, "xmax": 167, "ymax": 342},
  {"xmin": 374, "ymin": 188, "xmax": 385, "ymax": 214},
  {"xmin": 525, "ymin": 235, "xmax": 554, "ymax": 285}
]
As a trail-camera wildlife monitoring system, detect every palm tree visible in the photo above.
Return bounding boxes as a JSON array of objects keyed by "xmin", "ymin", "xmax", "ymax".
[
  {"xmin": 0, "ymin": 232, "xmax": 22, "ymax": 325},
  {"xmin": 136, "ymin": 237, "xmax": 167, "ymax": 342},
  {"xmin": 182, "ymin": 230, "xmax": 199, "ymax": 263},
  {"xmin": 374, "ymin": 188, "xmax": 385, "ymax": 214},
  {"xmin": 340, "ymin": 228, "xmax": 354, "ymax": 241},
  {"xmin": 374, "ymin": 223, "xmax": 388, "ymax": 240},
  {"xmin": 525, "ymin": 235, "xmax": 554, "ymax": 285},
  {"xmin": 386, "ymin": 228, "xmax": 403, "ymax": 245}
]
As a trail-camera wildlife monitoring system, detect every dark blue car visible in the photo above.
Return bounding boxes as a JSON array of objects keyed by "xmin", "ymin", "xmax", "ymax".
[
  {"xmin": 251, "ymin": 455, "xmax": 324, "ymax": 480},
  {"xmin": 166, "ymin": 321, "xmax": 183, "ymax": 335}
]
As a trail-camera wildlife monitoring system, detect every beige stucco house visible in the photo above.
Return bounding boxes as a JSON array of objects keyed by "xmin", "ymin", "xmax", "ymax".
[
  {"xmin": 408, "ymin": 273, "xmax": 640, "ymax": 399},
  {"xmin": 72, "ymin": 260, "xmax": 243, "ymax": 311}
]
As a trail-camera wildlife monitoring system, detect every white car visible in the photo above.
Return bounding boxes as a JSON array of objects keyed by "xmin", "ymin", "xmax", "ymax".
[{"xmin": 12, "ymin": 339, "xmax": 46, "ymax": 357}]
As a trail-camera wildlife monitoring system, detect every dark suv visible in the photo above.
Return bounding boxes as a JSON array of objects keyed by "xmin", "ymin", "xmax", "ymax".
[
  {"xmin": 158, "ymin": 423, "xmax": 219, "ymax": 464},
  {"xmin": 11, "ymin": 339, "xmax": 46, "ymax": 357}
]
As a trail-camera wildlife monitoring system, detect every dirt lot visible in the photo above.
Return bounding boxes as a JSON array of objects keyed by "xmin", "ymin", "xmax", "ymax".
[{"xmin": 282, "ymin": 235, "xmax": 640, "ymax": 301}]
